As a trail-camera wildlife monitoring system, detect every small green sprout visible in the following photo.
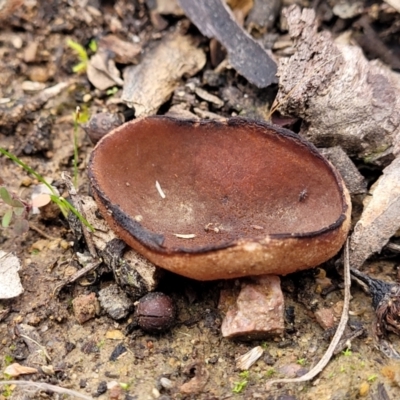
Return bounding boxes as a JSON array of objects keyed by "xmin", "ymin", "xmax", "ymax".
[
  {"xmin": 119, "ymin": 382, "xmax": 130, "ymax": 390},
  {"xmin": 106, "ymin": 86, "xmax": 119, "ymax": 96},
  {"xmin": 2, "ymin": 384, "xmax": 13, "ymax": 398},
  {"xmin": 66, "ymin": 39, "xmax": 89, "ymax": 73},
  {"xmin": 88, "ymin": 39, "xmax": 98, "ymax": 53},
  {"xmin": 297, "ymin": 358, "xmax": 307, "ymax": 366},
  {"xmin": 232, "ymin": 371, "xmax": 249, "ymax": 394},
  {"xmin": 340, "ymin": 365, "xmax": 346, "ymax": 373},
  {"xmin": 265, "ymin": 368, "xmax": 276, "ymax": 377},
  {"xmin": 367, "ymin": 374, "xmax": 378, "ymax": 382},
  {"xmin": 342, "ymin": 348, "xmax": 352, "ymax": 357},
  {"xmin": 0, "ymin": 147, "xmax": 94, "ymax": 232},
  {"xmin": 4, "ymin": 354, "xmax": 14, "ymax": 366}
]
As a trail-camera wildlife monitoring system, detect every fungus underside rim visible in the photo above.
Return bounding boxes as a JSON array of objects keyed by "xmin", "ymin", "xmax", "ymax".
[{"xmin": 88, "ymin": 116, "xmax": 349, "ymax": 255}]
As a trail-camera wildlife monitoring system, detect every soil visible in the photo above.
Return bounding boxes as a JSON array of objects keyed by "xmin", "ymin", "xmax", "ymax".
[{"xmin": 1, "ymin": 1, "xmax": 400, "ymax": 399}]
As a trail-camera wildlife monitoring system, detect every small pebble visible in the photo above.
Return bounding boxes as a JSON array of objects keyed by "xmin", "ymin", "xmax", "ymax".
[
  {"xmin": 20, "ymin": 177, "xmax": 33, "ymax": 187},
  {"xmin": 72, "ymin": 293, "xmax": 99, "ymax": 324},
  {"xmin": 160, "ymin": 377, "xmax": 174, "ymax": 390},
  {"xmin": 359, "ymin": 381, "xmax": 369, "ymax": 397},
  {"xmin": 60, "ymin": 240, "xmax": 70, "ymax": 250},
  {"xmin": 99, "ymin": 284, "xmax": 133, "ymax": 320},
  {"xmin": 96, "ymin": 381, "xmax": 107, "ymax": 395}
]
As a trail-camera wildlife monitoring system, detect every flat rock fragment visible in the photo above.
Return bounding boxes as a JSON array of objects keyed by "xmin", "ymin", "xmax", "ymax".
[
  {"xmin": 220, "ymin": 275, "xmax": 284, "ymax": 340},
  {"xmin": 122, "ymin": 31, "xmax": 206, "ymax": 116},
  {"xmin": 314, "ymin": 307, "xmax": 336, "ymax": 330},
  {"xmin": 72, "ymin": 293, "xmax": 99, "ymax": 324},
  {"xmin": 350, "ymin": 157, "xmax": 400, "ymax": 268},
  {"xmin": 98, "ymin": 284, "xmax": 133, "ymax": 320},
  {"xmin": 0, "ymin": 251, "xmax": 23, "ymax": 299},
  {"xmin": 178, "ymin": 0, "xmax": 277, "ymax": 88}
]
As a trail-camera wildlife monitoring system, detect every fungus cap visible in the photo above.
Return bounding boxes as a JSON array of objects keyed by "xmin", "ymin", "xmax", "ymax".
[{"xmin": 88, "ymin": 116, "xmax": 351, "ymax": 281}]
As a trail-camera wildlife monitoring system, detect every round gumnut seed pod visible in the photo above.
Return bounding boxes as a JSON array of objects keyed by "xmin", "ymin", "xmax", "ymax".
[{"xmin": 135, "ymin": 292, "xmax": 176, "ymax": 333}]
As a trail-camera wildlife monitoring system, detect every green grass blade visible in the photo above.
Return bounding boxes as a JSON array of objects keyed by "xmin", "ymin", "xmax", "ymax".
[
  {"xmin": 2, "ymin": 209, "xmax": 13, "ymax": 228},
  {"xmin": 51, "ymin": 195, "xmax": 94, "ymax": 232},
  {"xmin": 0, "ymin": 148, "xmax": 57, "ymax": 196}
]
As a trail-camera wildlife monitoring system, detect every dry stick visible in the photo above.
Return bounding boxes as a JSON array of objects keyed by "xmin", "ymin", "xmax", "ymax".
[
  {"xmin": 62, "ymin": 172, "xmax": 97, "ymax": 259},
  {"xmin": 19, "ymin": 334, "xmax": 51, "ymax": 362},
  {"xmin": 0, "ymin": 380, "xmax": 93, "ymax": 400},
  {"xmin": 53, "ymin": 259, "xmax": 102, "ymax": 297},
  {"xmin": 29, "ymin": 223, "xmax": 58, "ymax": 241},
  {"xmin": 266, "ymin": 239, "xmax": 351, "ymax": 388}
]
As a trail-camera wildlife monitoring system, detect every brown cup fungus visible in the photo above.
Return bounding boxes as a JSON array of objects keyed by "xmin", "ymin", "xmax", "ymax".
[{"xmin": 88, "ymin": 116, "xmax": 351, "ymax": 281}]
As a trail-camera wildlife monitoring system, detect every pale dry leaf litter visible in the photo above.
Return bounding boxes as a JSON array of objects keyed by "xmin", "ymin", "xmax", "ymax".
[
  {"xmin": 0, "ymin": 251, "xmax": 23, "ymax": 299},
  {"xmin": 122, "ymin": 30, "xmax": 206, "ymax": 116},
  {"xmin": 275, "ymin": 5, "xmax": 400, "ymax": 268}
]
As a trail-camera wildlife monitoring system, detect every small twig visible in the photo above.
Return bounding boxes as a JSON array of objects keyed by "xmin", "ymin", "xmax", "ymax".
[
  {"xmin": 19, "ymin": 334, "xmax": 51, "ymax": 362},
  {"xmin": 0, "ymin": 380, "xmax": 93, "ymax": 400},
  {"xmin": 29, "ymin": 224, "xmax": 58, "ymax": 241},
  {"xmin": 62, "ymin": 172, "xmax": 97, "ymax": 258},
  {"xmin": 266, "ymin": 239, "xmax": 351, "ymax": 388},
  {"xmin": 0, "ymin": 81, "xmax": 72, "ymax": 128},
  {"xmin": 53, "ymin": 259, "xmax": 102, "ymax": 297},
  {"xmin": 386, "ymin": 242, "xmax": 400, "ymax": 253}
]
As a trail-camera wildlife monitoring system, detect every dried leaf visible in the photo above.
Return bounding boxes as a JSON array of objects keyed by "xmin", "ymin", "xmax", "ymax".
[
  {"xmin": 122, "ymin": 31, "xmax": 206, "ymax": 116},
  {"xmin": 4, "ymin": 362, "xmax": 38, "ymax": 377},
  {"xmin": 99, "ymin": 35, "xmax": 141, "ymax": 64},
  {"xmin": 87, "ymin": 50, "xmax": 124, "ymax": 91},
  {"xmin": 31, "ymin": 193, "xmax": 51, "ymax": 208}
]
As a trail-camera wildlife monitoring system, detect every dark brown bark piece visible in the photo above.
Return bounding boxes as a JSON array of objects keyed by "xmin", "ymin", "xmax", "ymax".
[{"xmin": 178, "ymin": 0, "xmax": 277, "ymax": 88}]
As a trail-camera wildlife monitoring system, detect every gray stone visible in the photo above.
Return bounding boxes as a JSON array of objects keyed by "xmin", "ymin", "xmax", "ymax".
[{"xmin": 98, "ymin": 284, "xmax": 133, "ymax": 320}]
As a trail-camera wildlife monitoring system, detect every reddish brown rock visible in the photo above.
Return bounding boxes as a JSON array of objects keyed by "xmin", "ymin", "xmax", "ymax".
[
  {"xmin": 72, "ymin": 293, "xmax": 100, "ymax": 324},
  {"xmin": 314, "ymin": 307, "xmax": 336, "ymax": 330},
  {"xmin": 220, "ymin": 275, "xmax": 284, "ymax": 340}
]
